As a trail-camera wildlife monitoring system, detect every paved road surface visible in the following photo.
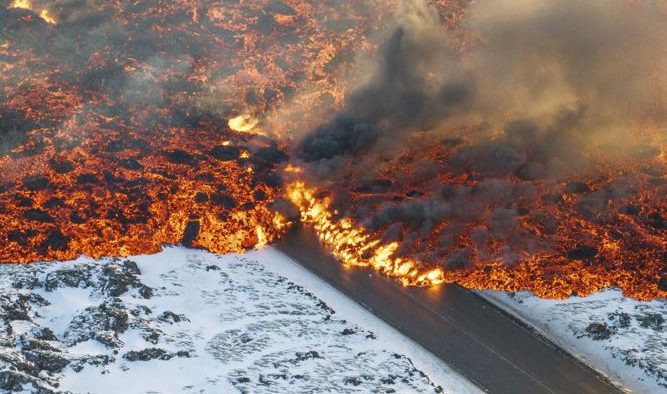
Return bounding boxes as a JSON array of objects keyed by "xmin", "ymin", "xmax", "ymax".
[{"xmin": 277, "ymin": 227, "xmax": 623, "ymax": 394}]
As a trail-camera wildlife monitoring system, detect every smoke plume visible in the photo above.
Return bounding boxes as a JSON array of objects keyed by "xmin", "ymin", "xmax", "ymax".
[
  {"xmin": 297, "ymin": 0, "xmax": 667, "ymax": 178},
  {"xmin": 288, "ymin": 0, "xmax": 667, "ymax": 290}
]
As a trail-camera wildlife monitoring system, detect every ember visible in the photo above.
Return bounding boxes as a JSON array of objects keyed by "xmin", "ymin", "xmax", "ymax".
[{"xmin": 1, "ymin": 0, "xmax": 665, "ymax": 300}]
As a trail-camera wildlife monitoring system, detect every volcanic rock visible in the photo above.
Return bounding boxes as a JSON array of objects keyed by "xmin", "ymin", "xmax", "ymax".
[
  {"xmin": 567, "ymin": 245, "xmax": 598, "ymax": 261},
  {"xmin": 49, "ymin": 157, "xmax": 75, "ymax": 174},
  {"xmin": 158, "ymin": 311, "xmax": 188, "ymax": 324},
  {"xmin": 637, "ymin": 313, "xmax": 664, "ymax": 331},
  {"xmin": 584, "ymin": 322, "xmax": 614, "ymax": 340},
  {"xmin": 658, "ymin": 277, "xmax": 667, "ymax": 292},
  {"xmin": 40, "ymin": 230, "xmax": 69, "ymax": 253},
  {"xmin": 8, "ymin": 229, "xmax": 37, "ymax": 248},
  {"xmin": 45, "ymin": 268, "xmax": 92, "ymax": 291},
  {"xmin": 119, "ymin": 158, "xmax": 143, "ymax": 170},
  {"xmin": 23, "ymin": 350, "xmax": 70, "ymax": 373},
  {"xmin": 181, "ymin": 221, "xmax": 200, "ymax": 248},
  {"xmin": 123, "ymin": 348, "xmax": 170, "ymax": 362},
  {"xmin": 210, "ymin": 145, "xmax": 240, "ymax": 161},
  {"xmin": 164, "ymin": 149, "xmax": 196, "ymax": 165},
  {"xmin": 648, "ymin": 212, "xmax": 666, "ymax": 230},
  {"xmin": 265, "ymin": 1, "xmax": 297, "ymax": 15},
  {"xmin": 23, "ymin": 176, "xmax": 50, "ymax": 191},
  {"xmin": 76, "ymin": 173, "xmax": 99, "ymax": 184},
  {"xmin": 354, "ymin": 179, "xmax": 393, "ymax": 194},
  {"xmin": 23, "ymin": 209, "xmax": 54, "ymax": 223},
  {"xmin": 565, "ymin": 181, "xmax": 591, "ymax": 194}
]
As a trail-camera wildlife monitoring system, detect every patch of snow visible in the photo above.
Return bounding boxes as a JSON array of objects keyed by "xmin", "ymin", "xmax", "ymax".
[
  {"xmin": 478, "ymin": 289, "xmax": 666, "ymax": 393},
  {"xmin": 0, "ymin": 247, "xmax": 480, "ymax": 394},
  {"xmin": 253, "ymin": 248, "xmax": 481, "ymax": 394}
]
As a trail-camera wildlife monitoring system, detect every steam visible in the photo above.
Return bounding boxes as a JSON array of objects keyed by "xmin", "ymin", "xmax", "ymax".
[{"xmin": 297, "ymin": 0, "xmax": 667, "ymax": 178}]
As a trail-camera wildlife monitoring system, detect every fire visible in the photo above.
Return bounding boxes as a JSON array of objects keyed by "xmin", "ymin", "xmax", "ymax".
[
  {"xmin": 228, "ymin": 115, "xmax": 260, "ymax": 134},
  {"xmin": 38, "ymin": 9, "xmax": 56, "ymax": 25},
  {"xmin": 8, "ymin": 0, "xmax": 56, "ymax": 24},
  {"xmin": 287, "ymin": 181, "xmax": 445, "ymax": 286},
  {"xmin": 254, "ymin": 225, "xmax": 268, "ymax": 249},
  {"xmin": 286, "ymin": 168, "xmax": 666, "ymax": 300},
  {"xmin": 9, "ymin": 0, "xmax": 32, "ymax": 10}
]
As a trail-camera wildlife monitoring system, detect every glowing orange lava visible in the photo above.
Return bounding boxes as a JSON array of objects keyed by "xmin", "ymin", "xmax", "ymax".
[{"xmin": 0, "ymin": 0, "xmax": 664, "ymax": 301}]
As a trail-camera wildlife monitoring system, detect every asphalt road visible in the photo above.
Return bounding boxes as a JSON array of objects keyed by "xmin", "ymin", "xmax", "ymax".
[{"xmin": 277, "ymin": 227, "xmax": 624, "ymax": 394}]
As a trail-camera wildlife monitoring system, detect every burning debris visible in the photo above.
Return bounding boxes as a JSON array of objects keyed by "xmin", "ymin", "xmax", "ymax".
[{"xmin": 1, "ymin": 0, "xmax": 665, "ymax": 300}]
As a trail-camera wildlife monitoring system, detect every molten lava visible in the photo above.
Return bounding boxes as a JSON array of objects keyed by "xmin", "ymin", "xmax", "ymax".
[
  {"xmin": 291, "ymin": 138, "xmax": 666, "ymax": 300},
  {"xmin": 287, "ymin": 181, "xmax": 445, "ymax": 286},
  {"xmin": 0, "ymin": 0, "xmax": 665, "ymax": 301},
  {"xmin": 0, "ymin": 0, "xmax": 378, "ymax": 262},
  {"xmin": 228, "ymin": 115, "xmax": 260, "ymax": 134}
]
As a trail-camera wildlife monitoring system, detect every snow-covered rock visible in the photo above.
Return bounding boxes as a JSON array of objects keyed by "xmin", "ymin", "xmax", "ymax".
[{"xmin": 0, "ymin": 247, "xmax": 478, "ymax": 394}]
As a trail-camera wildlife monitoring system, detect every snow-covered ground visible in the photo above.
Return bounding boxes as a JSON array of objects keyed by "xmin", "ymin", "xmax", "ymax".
[
  {"xmin": 0, "ymin": 247, "xmax": 480, "ymax": 394},
  {"xmin": 479, "ymin": 290, "xmax": 666, "ymax": 393}
]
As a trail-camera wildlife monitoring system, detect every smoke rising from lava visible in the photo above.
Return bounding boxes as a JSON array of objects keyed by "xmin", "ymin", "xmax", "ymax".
[
  {"xmin": 282, "ymin": 0, "xmax": 667, "ymax": 298},
  {"xmin": 297, "ymin": 0, "xmax": 666, "ymax": 179},
  {"xmin": 1, "ymin": 0, "xmax": 665, "ymax": 299}
]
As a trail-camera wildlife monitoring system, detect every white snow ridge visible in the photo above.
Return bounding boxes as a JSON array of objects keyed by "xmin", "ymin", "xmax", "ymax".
[{"xmin": 0, "ymin": 247, "xmax": 479, "ymax": 394}]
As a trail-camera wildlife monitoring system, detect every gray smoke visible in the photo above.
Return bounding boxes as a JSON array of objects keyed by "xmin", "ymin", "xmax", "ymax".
[
  {"xmin": 299, "ymin": 25, "xmax": 472, "ymax": 162},
  {"xmin": 290, "ymin": 0, "xmax": 667, "ymax": 268},
  {"xmin": 297, "ymin": 0, "xmax": 667, "ymax": 178}
]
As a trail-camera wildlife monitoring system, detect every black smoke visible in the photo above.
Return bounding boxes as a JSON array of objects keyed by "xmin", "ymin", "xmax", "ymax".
[
  {"xmin": 300, "ymin": 24, "xmax": 473, "ymax": 163},
  {"xmin": 296, "ymin": 0, "xmax": 667, "ymax": 178},
  {"xmin": 289, "ymin": 0, "xmax": 667, "ymax": 276}
]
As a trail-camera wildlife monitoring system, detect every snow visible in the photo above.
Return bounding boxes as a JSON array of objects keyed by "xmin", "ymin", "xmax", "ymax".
[
  {"xmin": 252, "ymin": 248, "xmax": 480, "ymax": 394},
  {"xmin": 479, "ymin": 289, "xmax": 666, "ymax": 393},
  {"xmin": 0, "ymin": 247, "xmax": 480, "ymax": 393}
]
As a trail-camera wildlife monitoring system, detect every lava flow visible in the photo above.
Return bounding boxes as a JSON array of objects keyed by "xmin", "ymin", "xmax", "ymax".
[
  {"xmin": 287, "ymin": 181, "xmax": 445, "ymax": 286},
  {"xmin": 0, "ymin": 0, "xmax": 384, "ymax": 262},
  {"xmin": 1, "ymin": 0, "xmax": 665, "ymax": 300}
]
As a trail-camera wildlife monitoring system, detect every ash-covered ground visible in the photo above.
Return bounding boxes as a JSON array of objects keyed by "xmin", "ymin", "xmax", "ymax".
[
  {"xmin": 0, "ymin": 247, "xmax": 477, "ymax": 394},
  {"xmin": 480, "ymin": 290, "xmax": 666, "ymax": 393}
]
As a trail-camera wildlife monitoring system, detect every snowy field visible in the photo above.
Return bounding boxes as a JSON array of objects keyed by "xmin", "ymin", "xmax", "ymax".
[
  {"xmin": 479, "ymin": 290, "xmax": 666, "ymax": 393},
  {"xmin": 0, "ymin": 247, "xmax": 479, "ymax": 394}
]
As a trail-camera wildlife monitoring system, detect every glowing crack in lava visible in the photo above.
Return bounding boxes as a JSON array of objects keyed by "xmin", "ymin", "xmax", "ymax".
[{"xmin": 0, "ymin": 0, "xmax": 665, "ymax": 300}]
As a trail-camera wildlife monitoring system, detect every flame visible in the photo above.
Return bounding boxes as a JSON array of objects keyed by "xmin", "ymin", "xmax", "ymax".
[
  {"xmin": 283, "ymin": 164, "xmax": 303, "ymax": 174},
  {"xmin": 255, "ymin": 225, "xmax": 268, "ymax": 249},
  {"xmin": 8, "ymin": 0, "xmax": 57, "ymax": 24},
  {"xmin": 9, "ymin": 0, "xmax": 32, "ymax": 10},
  {"xmin": 287, "ymin": 181, "xmax": 445, "ymax": 286},
  {"xmin": 286, "ymin": 172, "xmax": 665, "ymax": 300},
  {"xmin": 38, "ymin": 9, "xmax": 56, "ymax": 24},
  {"xmin": 228, "ymin": 115, "xmax": 260, "ymax": 134}
]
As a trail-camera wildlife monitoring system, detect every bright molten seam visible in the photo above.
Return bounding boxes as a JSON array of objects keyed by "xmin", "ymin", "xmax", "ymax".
[
  {"xmin": 287, "ymin": 181, "xmax": 445, "ymax": 286},
  {"xmin": 9, "ymin": 0, "xmax": 32, "ymax": 9}
]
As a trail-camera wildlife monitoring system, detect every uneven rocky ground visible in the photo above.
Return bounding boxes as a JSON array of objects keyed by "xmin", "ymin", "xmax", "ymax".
[
  {"xmin": 0, "ymin": 247, "xmax": 470, "ymax": 393},
  {"xmin": 481, "ymin": 290, "xmax": 666, "ymax": 393}
]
